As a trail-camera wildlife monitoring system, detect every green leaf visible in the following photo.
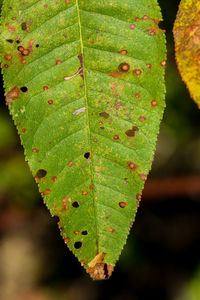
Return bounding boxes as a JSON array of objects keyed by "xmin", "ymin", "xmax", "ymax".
[
  {"xmin": 173, "ymin": 0, "xmax": 200, "ymax": 108},
  {"xmin": 0, "ymin": 0, "xmax": 166, "ymax": 279}
]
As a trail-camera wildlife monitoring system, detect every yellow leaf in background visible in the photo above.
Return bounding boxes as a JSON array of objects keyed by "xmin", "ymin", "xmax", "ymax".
[{"xmin": 173, "ymin": 0, "xmax": 200, "ymax": 108}]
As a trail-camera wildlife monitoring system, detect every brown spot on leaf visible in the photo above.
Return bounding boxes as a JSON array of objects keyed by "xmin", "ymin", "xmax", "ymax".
[
  {"xmin": 48, "ymin": 100, "xmax": 54, "ymax": 104},
  {"xmin": 151, "ymin": 100, "xmax": 158, "ymax": 107},
  {"xmin": 4, "ymin": 54, "xmax": 12, "ymax": 60},
  {"xmin": 127, "ymin": 161, "xmax": 137, "ymax": 170},
  {"xmin": 99, "ymin": 112, "xmax": 109, "ymax": 119},
  {"xmin": 125, "ymin": 126, "xmax": 139, "ymax": 137},
  {"xmin": 74, "ymin": 231, "xmax": 79, "ymax": 235},
  {"xmin": 43, "ymin": 86, "xmax": 49, "ymax": 90},
  {"xmin": 43, "ymin": 188, "xmax": 51, "ymax": 196},
  {"xmin": 146, "ymin": 63, "xmax": 152, "ymax": 69},
  {"xmin": 119, "ymin": 62, "xmax": 130, "ymax": 72},
  {"xmin": 139, "ymin": 174, "xmax": 147, "ymax": 181},
  {"xmin": 90, "ymin": 184, "xmax": 94, "ymax": 190},
  {"xmin": 139, "ymin": 116, "xmax": 146, "ymax": 122},
  {"xmin": 82, "ymin": 191, "xmax": 88, "ymax": 195},
  {"xmin": 32, "ymin": 148, "xmax": 39, "ymax": 153},
  {"xmin": 51, "ymin": 176, "xmax": 57, "ymax": 182},
  {"xmin": 68, "ymin": 161, "xmax": 74, "ymax": 167},
  {"xmin": 56, "ymin": 60, "xmax": 62, "ymax": 65},
  {"xmin": 160, "ymin": 60, "xmax": 166, "ymax": 67},
  {"xmin": 133, "ymin": 69, "xmax": 142, "ymax": 76},
  {"xmin": 135, "ymin": 92, "xmax": 141, "ymax": 98},
  {"xmin": 6, "ymin": 87, "xmax": 19, "ymax": 100},
  {"xmin": 64, "ymin": 237, "xmax": 70, "ymax": 244},
  {"xmin": 119, "ymin": 50, "xmax": 128, "ymax": 55},
  {"xmin": 136, "ymin": 193, "xmax": 142, "ymax": 208},
  {"xmin": 109, "ymin": 228, "xmax": 115, "ymax": 233},
  {"xmin": 119, "ymin": 202, "xmax": 128, "ymax": 208},
  {"xmin": 113, "ymin": 134, "xmax": 119, "ymax": 140},
  {"xmin": 130, "ymin": 24, "xmax": 135, "ymax": 30},
  {"xmin": 22, "ymin": 128, "xmax": 27, "ymax": 133},
  {"xmin": 93, "ymin": 138, "xmax": 98, "ymax": 143}
]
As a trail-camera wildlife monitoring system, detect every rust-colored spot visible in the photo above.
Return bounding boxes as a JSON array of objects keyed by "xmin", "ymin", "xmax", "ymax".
[
  {"xmin": 8, "ymin": 25, "xmax": 15, "ymax": 33},
  {"xmin": 80, "ymin": 260, "xmax": 86, "ymax": 266},
  {"xmin": 130, "ymin": 24, "xmax": 135, "ymax": 30},
  {"xmin": 17, "ymin": 46, "xmax": 24, "ymax": 52},
  {"xmin": 142, "ymin": 15, "xmax": 149, "ymax": 20},
  {"xmin": 90, "ymin": 184, "xmax": 94, "ymax": 190},
  {"xmin": 99, "ymin": 112, "xmax": 109, "ymax": 119},
  {"xmin": 65, "ymin": 0, "xmax": 70, "ymax": 3},
  {"xmin": 6, "ymin": 87, "xmax": 19, "ymax": 100},
  {"xmin": 133, "ymin": 69, "xmax": 142, "ymax": 76},
  {"xmin": 119, "ymin": 50, "xmax": 128, "ymax": 55},
  {"xmin": 93, "ymin": 138, "xmax": 98, "ymax": 143},
  {"xmin": 160, "ymin": 60, "xmax": 166, "ymax": 67},
  {"xmin": 56, "ymin": 60, "xmax": 62, "ymax": 65},
  {"xmin": 21, "ymin": 49, "xmax": 30, "ymax": 56},
  {"xmin": 135, "ymin": 17, "xmax": 140, "ymax": 21},
  {"xmin": 125, "ymin": 126, "xmax": 139, "ymax": 137},
  {"xmin": 64, "ymin": 237, "xmax": 70, "ymax": 244},
  {"xmin": 119, "ymin": 62, "xmax": 130, "ymax": 72},
  {"xmin": 113, "ymin": 134, "xmax": 119, "ymax": 140},
  {"xmin": 43, "ymin": 86, "xmax": 49, "ymax": 90},
  {"xmin": 136, "ymin": 193, "xmax": 142, "ymax": 208},
  {"xmin": 43, "ymin": 188, "xmax": 51, "ymax": 196},
  {"xmin": 74, "ymin": 230, "xmax": 79, "ymax": 235},
  {"xmin": 127, "ymin": 161, "xmax": 137, "ymax": 170},
  {"xmin": 51, "ymin": 176, "xmax": 57, "ymax": 182},
  {"xmin": 61, "ymin": 204, "xmax": 69, "ymax": 211},
  {"xmin": 82, "ymin": 191, "xmax": 88, "ymax": 195},
  {"xmin": 119, "ymin": 202, "xmax": 128, "ymax": 208},
  {"xmin": 3, "ymin": 64, "xmax": 9, "ymax": 68},
  {"xmin": 62, "ymin": 197, "xmax": 68, "ymax": 205},
  {"xmin": 109, "ymin": 228, "xmax": 115, "ymax": 233},
  {"xmin": 4, "ymin": 54, "xmax": 12, "ymax": 60},
  {"xmin": 139, "ymin": 116, "xmax": 146, "ymax": 122},
  {"xmin": 22, "ymin": 128, "xmax": 27, "ymax": 133},
  {"xmin": 151, "ymin": 100, "xmax": 158, "ymax": 107},
  {"xmin": 48, "ymin": 100, "xmax": 54, "ymax": 104},
  {"xmin": 68, "ymin": 161, "xmax": 74, "ymax": 167},
  {"xmin": 139, "ymin": 174, "xmax": 147, "ymax": 181},
  {"xmin": 146, "ymin": 63, "xmax": 152, "ymax": 69},
  {"xmin": 135, "ymin": 92, "xmax": 141, "ymax": 98},
  {"xmin": 32, "ymin": 148, "xmax": 39, "ymax": 153}
]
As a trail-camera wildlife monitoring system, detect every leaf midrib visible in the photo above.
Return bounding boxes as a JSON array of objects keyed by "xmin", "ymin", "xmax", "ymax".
[{"xmin": 75, "ymin": 0, "xmax": 99, "ymax": 250}]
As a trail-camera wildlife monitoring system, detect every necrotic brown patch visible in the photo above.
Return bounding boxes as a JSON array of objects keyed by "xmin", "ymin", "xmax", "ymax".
[
  {"xmin": 125, "ymin": 126, "xmax": 139, "ymax": 137},
  {"xmin": 99, "ymin": 112, "xmax": 109, "ymax": 119},
  {"xmin": 6, "ymin": 87, "xmax": 19, "ymax": 100},
  {"xmin": 119, "ymin": 202, "xmax": 128, "ymax": 208}
]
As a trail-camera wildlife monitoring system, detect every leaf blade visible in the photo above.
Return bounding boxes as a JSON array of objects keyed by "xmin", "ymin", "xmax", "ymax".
[
  {"xmin": 1, "ymin": 0, "xmax": 166, "ymax": 279},
  {"xmin": 173, "ymin": 0, "xmax": 200, "ymax": 108}
]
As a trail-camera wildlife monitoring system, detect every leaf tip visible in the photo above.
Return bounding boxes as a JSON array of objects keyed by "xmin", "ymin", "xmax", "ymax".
[{"xmin": 86, "ymin": 252, "xmax": 114, "ymax": 280}]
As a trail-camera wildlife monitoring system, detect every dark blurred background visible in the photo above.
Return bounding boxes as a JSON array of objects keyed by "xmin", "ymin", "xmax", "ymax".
[{"xmin": 1, "ymin": 1, "xmax": 200, "ymax": 299}]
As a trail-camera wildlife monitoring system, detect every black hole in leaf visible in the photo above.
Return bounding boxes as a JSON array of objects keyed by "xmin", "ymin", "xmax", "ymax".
[
  {"xmin": 74, "ymin": 241, "xmax": 82, "ymax": 249},
  {"xmin": 84, "ymin": 152, "xmax": 90, "ymax": 159},
  {"xmin": 21, "ymin": 22, "xmax": 27, "ymax": 30},
  {"xmin": 81, "ymin": 231, "xmax": 88, "ymax": 235},
  {"xmin": 20, "ymin": 86, "xmax": 28, "ymax": 92},
  {"xmin": 16, "ymin": 40, "xmax": 20, "ymax": 44},
  {"xmin": 36, "ymin": 44, "xmax": 40, "ymax": 48},
  {"xmin": 6, "ymin": 39, "xmax": 14, "ymax": 43},
  {"xmin": 104, "ymin": 264, "xmax": 109, "ymax": 279},
  {"xmin": 72, "ymin": 201, "xmax": 79, "ymax": 208},
  {"xmin": 36, "ymin": 169, "xmax": 47, "ymax": 178}
]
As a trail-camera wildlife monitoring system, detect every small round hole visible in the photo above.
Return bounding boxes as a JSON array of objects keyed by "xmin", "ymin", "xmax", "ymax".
[
  {"xmin": 81, "ymin": 231, "xmax": 88, "ymax": 235},
  {"xmin": 72, "ymin": 201, "xmax": 79, "ymax": 208},
  {"xmin": 20, "ymin": 86, "xmax": 28, "ymax": 93},
  {"xmin": 84, "ymin": 152, "xmax": 90, "ymax": 159},
  {"xmin": 74, "ymin": 241, "xmax": 82, "ymax": 249},
  {"xmin": 36, "ymin": 169, "xmax": 47, "ymax": 178},
  {"xmin": 36, "ymin": 44, "xmax": 40, "ymax": 48}
]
